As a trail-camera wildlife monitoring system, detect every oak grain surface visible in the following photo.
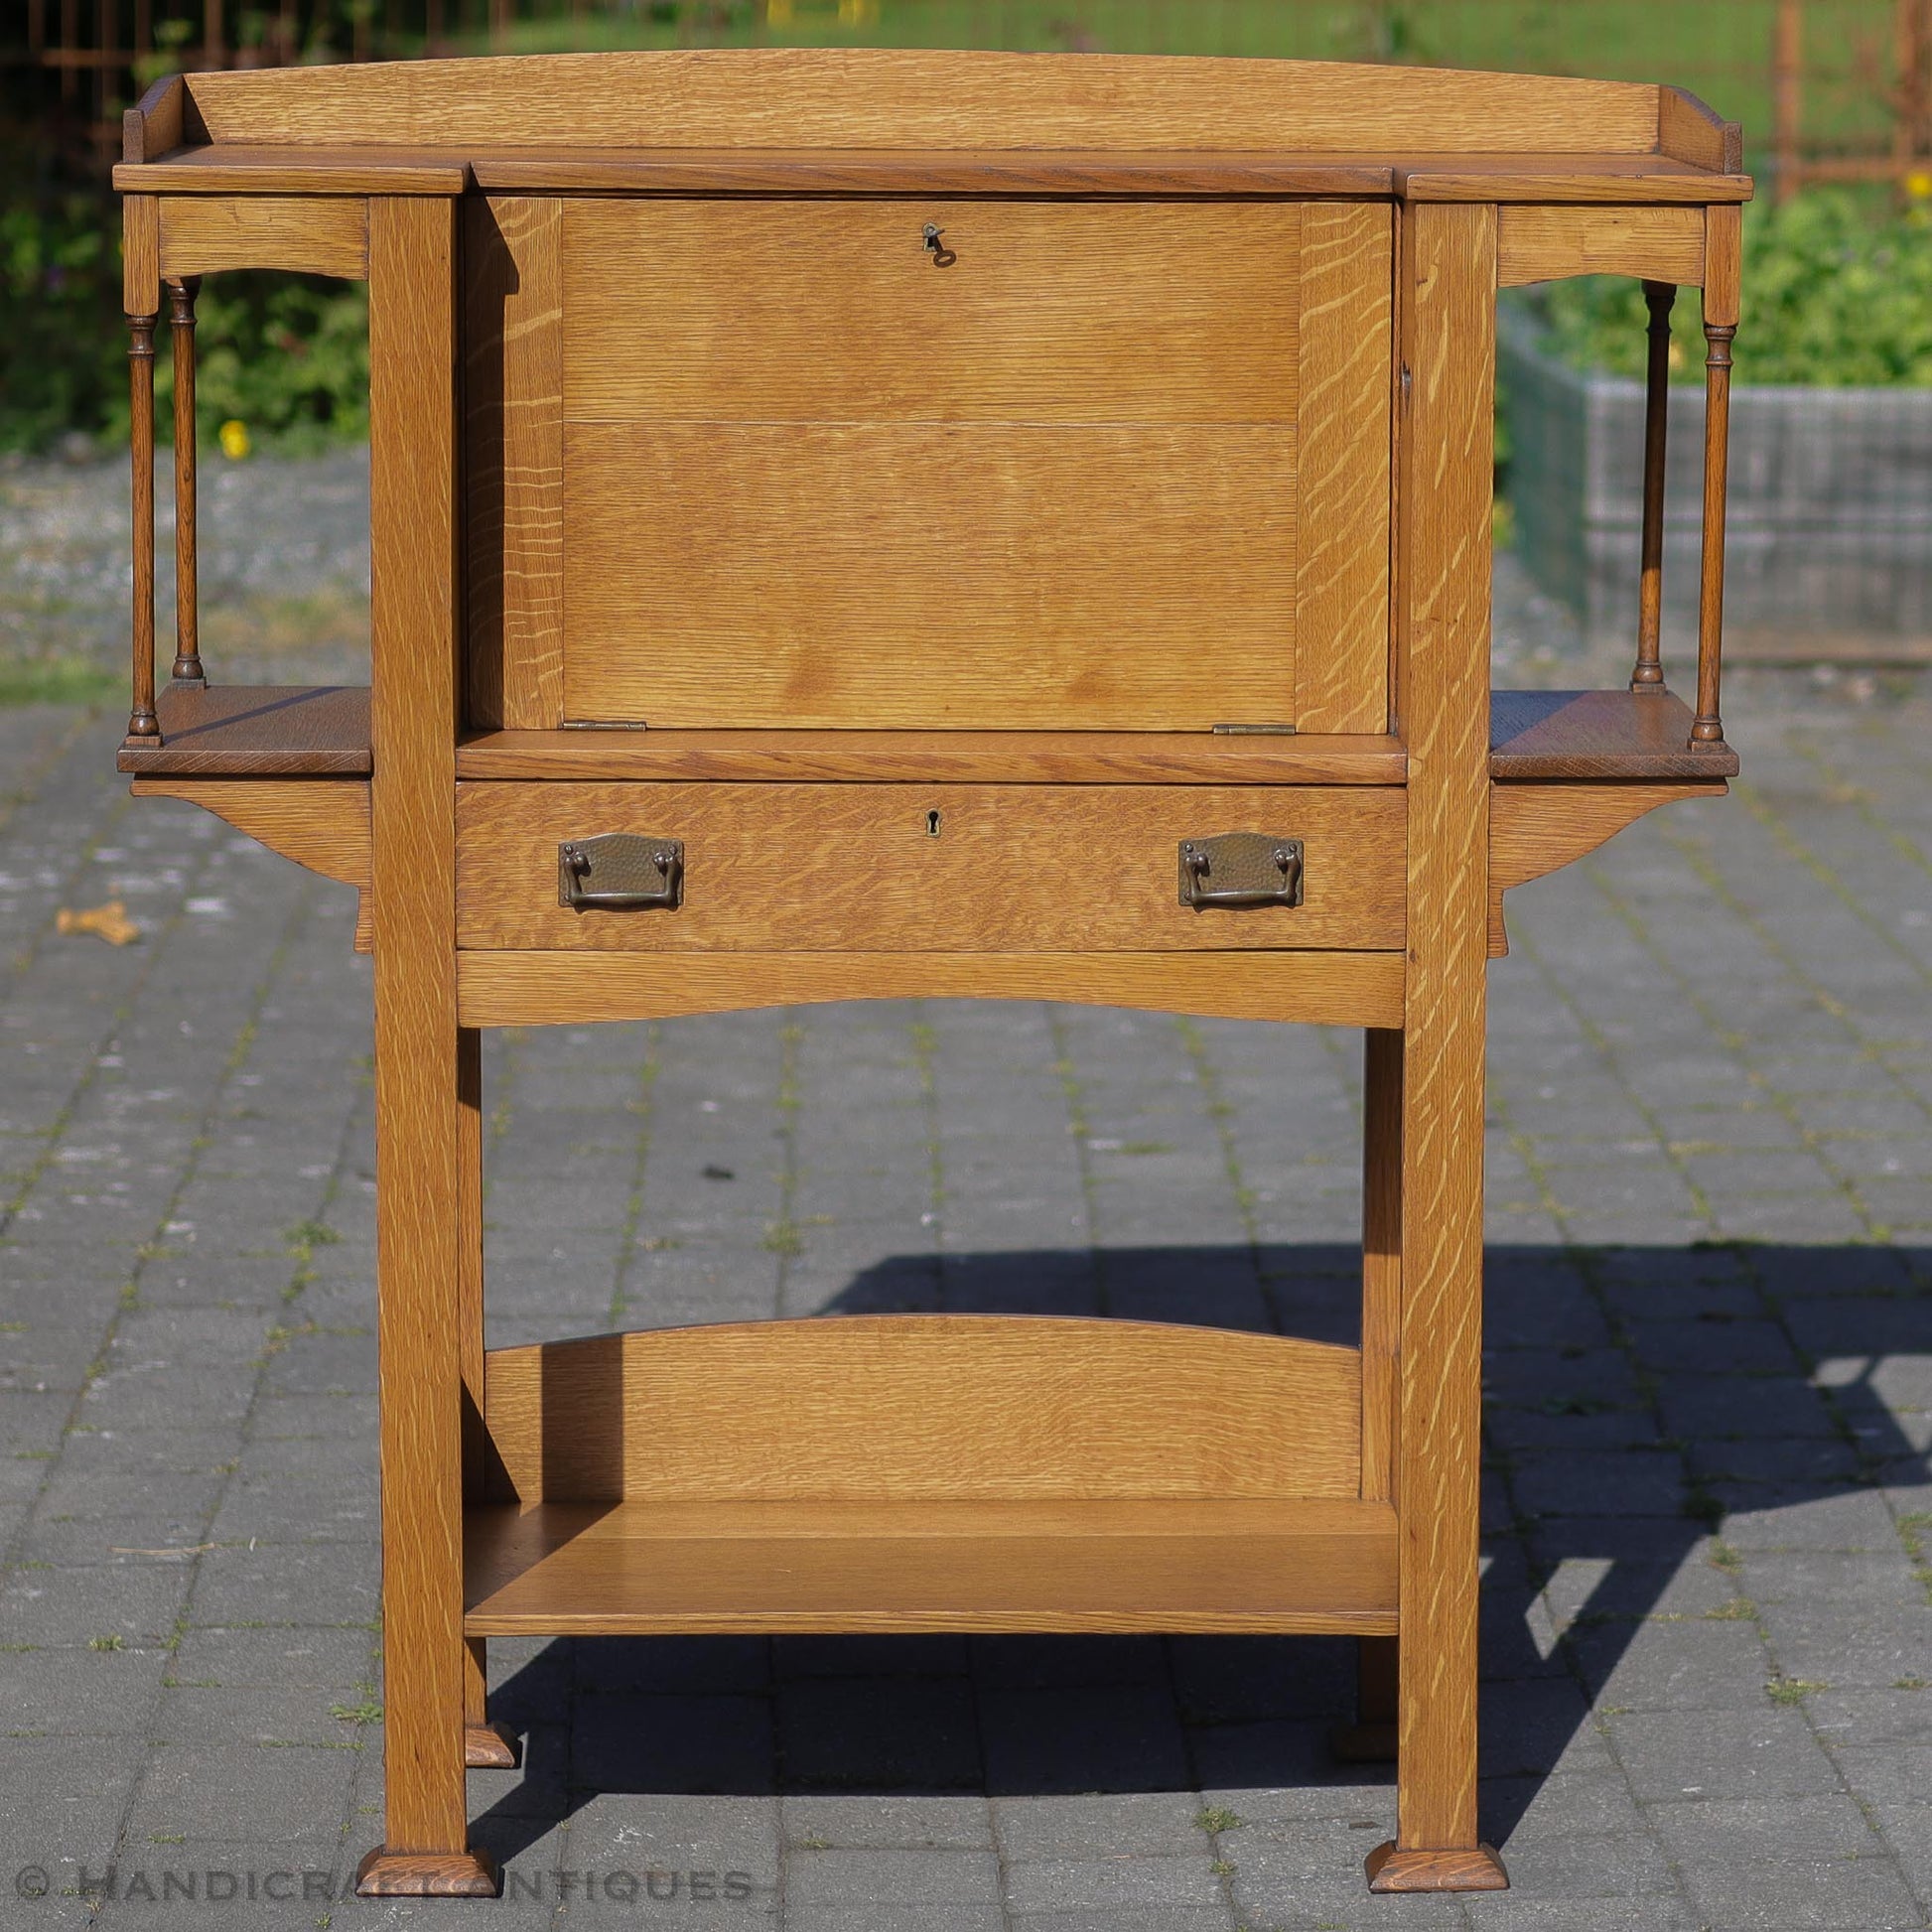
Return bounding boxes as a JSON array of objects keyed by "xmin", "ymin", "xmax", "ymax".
[
  {"xmin": 179, "ymin": 50, "xmax": 1666, "ymax": 154},
  {"xmin": 1391, "ymin": 198, "xmax": 1494, "ymax": 1858},
  {"xmin": 158, "ymin": 194, "xmax": 368, "ymax": 278},
  {"xmin": 455, "ymin": 780, "xmax": 1405, "ymax": 953},
  {"xmin": 465, "ymin": 196, "xmax": 565, "ymax": 730},
  {"xmin": 564, "ymin": 200, "xmax": 1301, "ymax": 425},
  {"xmin": 367, "ymin": 194, "xmax": 468, "ymax": 1862},
  {"xmin": 1489, "ymin": 689, "xmax": 1740, "ymax": 779},
  {"xmin": 464, "ymin": 1496, "xmax": 1399, "ymax": 1636},
  {"xmin": 1295, "ymin": 201, "xmax": 1395, "ymax": 733},
  {"xmin": 563, "ymin": 420, "xmax": 1297, "ymax": 731},
  {"xmin": 128, "ymin": 776, "xmax": 371, "ymax": 887},
  {"xmin": 1496, "ymin": 204, "xmax": 1706, "ymax": 287},
  {"xmin": 455, "ymin": 729, "xmax": 1407, "ymax": 786},
  {"xmin": 455, "ymin": 947, "xmax": 1407, "ymax": 1030},
  {"xmin": 483, "ymin": 1316, "xmax": 1362, "ymax": 1502},
  {"xmin": 114, "ymin": 684, "xmax": 371, "ymax": 775}
]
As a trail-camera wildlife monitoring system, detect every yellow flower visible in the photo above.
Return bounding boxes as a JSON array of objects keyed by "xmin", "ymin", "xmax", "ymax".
[
  {"xmin": 218, "ymin": 419, "xmax": 250, "ymax": 460},
  {"xmin": 1907, "ymin": 170, "xmax": 1932, "ymax": 201}
]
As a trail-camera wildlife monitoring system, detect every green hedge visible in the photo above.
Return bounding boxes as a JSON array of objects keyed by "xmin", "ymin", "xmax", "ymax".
[
  {"xmin": 1529, "ymin": 189, "xmax": 1932, "ymax": 388},
  {"xmin": 1, "ymin": 182, "xmax": 368, "ymax": 457}
]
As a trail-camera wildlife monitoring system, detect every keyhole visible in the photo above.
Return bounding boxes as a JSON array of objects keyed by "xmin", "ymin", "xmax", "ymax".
[{"xmin": 925, "ymin": 809, "xmax": 943, "ymax": 837}]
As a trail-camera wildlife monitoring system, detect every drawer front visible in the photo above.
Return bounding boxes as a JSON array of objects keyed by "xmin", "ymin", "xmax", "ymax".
[
  {"xmin": 535, "ymin": 197, "xmax": 1390, "ymax": 735},
  {"xmin": 457, "ymin": 783, "xmax": 1405, "ymax": 953}
]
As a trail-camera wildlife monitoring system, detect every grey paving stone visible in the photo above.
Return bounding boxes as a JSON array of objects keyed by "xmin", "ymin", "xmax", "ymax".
[
  {"xmin": 783, "ymin": 1910, "xmax": 1002, "ymax": 1932},
  {"xmin": 1647, "ymin": 1793, "xmax": 1884, "ymax": 1863},
  {"xmin": 1607, "ymin": 1707, "xmax": 1845, "ymax": 1802},
  {"xmin": 781, "ymin": 1846, "xmax": 1001, "ymax": 1907},
  {"xmin": 130, "ymin": 1739, "xmax": 354, "ymax": 1844},
  {"xmin": 1002, "ymin": 1851, "xmax": 1225, "ymax": 1913},
  {"xmin": 1459, "ymin": 1897, "xmax": 1703, "ymax": 1931},
  {"xmin": 1010, "ymin": 1915, "xmax": 1238, "ymax": 1932},
  {"xmin": 1561, "ymin": 1616, "xmax": 1778, "ymax": 1711},
  {"xmin": 992, "ymin": 1790, "xmax": 1201, "ymax": 1862},
  {"xmin": 1680, "ymin": 1853, "xmax": 1927, "ymax": 1930},
  {"xmin": 783, "ymin": 1794, "xmax": 993, "ymax": 1851}
]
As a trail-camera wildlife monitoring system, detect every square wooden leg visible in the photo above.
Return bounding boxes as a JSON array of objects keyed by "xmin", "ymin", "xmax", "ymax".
[
  {"xmin": 1330, "ymin": 1634, "xmax": 1398, "ymax": 1763},
  {"xmin": 1359, "ymin": 199, "xmax": 1508, "ymax": 1897},
  {"xmin": 356, "ymin": 194, "xmax": 491, "ymax": 1898}
]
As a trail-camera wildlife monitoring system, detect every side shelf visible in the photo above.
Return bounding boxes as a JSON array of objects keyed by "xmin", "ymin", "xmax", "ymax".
[
  {"xmin": 1490, "ymin": 688, "xmax": 1739, "ymax": 780},
  {"xmin": 116, "ymin": 684, "xmax": 371, "ymax": 774}
]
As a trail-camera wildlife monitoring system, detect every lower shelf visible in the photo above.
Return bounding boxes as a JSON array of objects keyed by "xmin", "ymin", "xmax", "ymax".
[{"xmin": 464, "ymin": 1496, "xmax": 1397, "ymax": 1637}]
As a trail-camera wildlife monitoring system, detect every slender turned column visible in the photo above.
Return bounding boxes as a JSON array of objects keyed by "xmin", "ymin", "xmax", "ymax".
[
  {"xmin": 169, "ymin": 277, "xmax": 206, "ymax": 687},
  {"xmin": 1630, "ymin": 280, "xmax": 1675, "ymax": 693},
  {"xmin": 1691, "ymin": 318, "xmax": 1734, "ymax": 747},
  {"xmin": 125, "ymin": 304, "xmax": 161, "ymax": 742},
  {"xmin": 1692, "ymin": 204, "xmax": 1740, "ymax": 754}
]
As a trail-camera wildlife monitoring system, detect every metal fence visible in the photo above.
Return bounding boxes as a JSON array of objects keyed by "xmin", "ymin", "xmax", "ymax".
[{"xmin": 8, "ymin": 0, "xmax": 1931, "ymax": 188}]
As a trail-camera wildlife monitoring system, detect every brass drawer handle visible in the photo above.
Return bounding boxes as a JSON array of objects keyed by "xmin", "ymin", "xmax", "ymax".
[
  {"xmin": 558, "ymin": 835, "xmax": 684, "ymax": 911},
  {"xmin": 1179, "ymin": 835, "xmax": 1304, "ymax": 910}
]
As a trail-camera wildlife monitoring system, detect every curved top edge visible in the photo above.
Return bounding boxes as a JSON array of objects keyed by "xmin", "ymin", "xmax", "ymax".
[
  {"xmin": 160, "ymin": 48, "xmax": 1684, "ymax": 156},
  {"xmin": 490, "ymin": 1311, "xmax": 1363, "ymax": 1362}
]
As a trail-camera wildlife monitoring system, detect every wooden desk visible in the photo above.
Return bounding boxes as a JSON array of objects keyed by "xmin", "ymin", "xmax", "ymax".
[{"xmin": 113, "ymin": 48, "xmax": 1746, "ymax": 1897}]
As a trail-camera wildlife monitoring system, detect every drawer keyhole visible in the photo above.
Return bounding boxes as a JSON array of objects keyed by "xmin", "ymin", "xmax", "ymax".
[
  {"xmin": 921, "ymin": 222, "xmax": 956, "ymax": 268},
  {"xmin": 925, "ymin": 809, "xmax": 943, "ymax": 837}
]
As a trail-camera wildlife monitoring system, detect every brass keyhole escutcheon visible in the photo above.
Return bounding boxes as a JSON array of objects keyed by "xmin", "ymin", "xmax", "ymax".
[{"xmin": 925, "ymin": 808, "xmax": 943, "ymax": 837}]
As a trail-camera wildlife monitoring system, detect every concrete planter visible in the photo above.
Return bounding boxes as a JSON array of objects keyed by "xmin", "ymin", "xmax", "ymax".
[{"xmin": 1500, "ymin": 310, "xmax": 1932, "ymax": 660}]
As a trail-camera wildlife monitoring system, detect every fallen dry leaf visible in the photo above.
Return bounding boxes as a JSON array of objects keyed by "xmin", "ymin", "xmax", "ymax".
[{"xmin": 57, "ymin": 900, "xmax": 140, "ymax": 946}]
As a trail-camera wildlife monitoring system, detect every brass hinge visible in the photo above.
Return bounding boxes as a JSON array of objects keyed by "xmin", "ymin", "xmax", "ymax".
[{"xmin": 1210, "ymin": 722, "xmax": 1297, "ymax": 736}]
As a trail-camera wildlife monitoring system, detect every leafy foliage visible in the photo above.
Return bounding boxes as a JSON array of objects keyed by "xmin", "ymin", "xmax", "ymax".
[
  {"xmin": 0, "ymin": 181, "xmax": 368, "ymax": 457},
  {"xmin": 1529, "ymin": 189, "xmax": 1932, "ymax": 388}
]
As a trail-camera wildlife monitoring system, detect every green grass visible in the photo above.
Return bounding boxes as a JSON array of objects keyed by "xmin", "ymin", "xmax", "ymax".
[{"xmin": 0, "ymin": 661, "xmax": 120, "ymax": 708}]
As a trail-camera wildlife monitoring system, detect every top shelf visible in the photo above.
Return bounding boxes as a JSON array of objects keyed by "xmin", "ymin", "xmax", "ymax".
[
  {"xmin": 113, "ymin": 143, "xmax": 1751, "ymax": 206},
  {"xmin": 114, "ymin": 684, "xmax": 1736, "ymax": 785},
  {"xmin": 116, "ymin": 52, "xmax": 1748, "ymax": 205}
]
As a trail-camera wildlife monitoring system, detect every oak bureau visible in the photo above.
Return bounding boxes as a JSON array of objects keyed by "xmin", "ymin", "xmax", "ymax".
[{"xmin": 112, "ymin": 47, "xmax": 1747, "ymax": 1896}]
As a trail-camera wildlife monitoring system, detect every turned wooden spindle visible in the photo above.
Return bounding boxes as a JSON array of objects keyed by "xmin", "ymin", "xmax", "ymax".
[
  {"xmin": 1630, "ymin": 280, "xmax": 1675, "ymax": 693},
  {"xmin": 169, "ymin": 277, "xmax": 206, "ymax": 687},
  {"xmin": 1691, "ymin": 315, "xmax": 1735, "ymax": 749},
  {"xmin": 125, "ymin": 306, "xmax": 161, "ymax": 743}
]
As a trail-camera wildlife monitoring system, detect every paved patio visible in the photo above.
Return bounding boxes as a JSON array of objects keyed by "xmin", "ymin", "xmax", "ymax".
[{"xmin": 2, "ymin": 511, "xmax": 1931, "ymax": 1927}]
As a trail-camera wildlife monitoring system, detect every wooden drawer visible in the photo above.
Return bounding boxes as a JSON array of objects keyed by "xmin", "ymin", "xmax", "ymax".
[{"xmin": 456, "ymin": 782, "xmax": 1405, "ymax": 953}]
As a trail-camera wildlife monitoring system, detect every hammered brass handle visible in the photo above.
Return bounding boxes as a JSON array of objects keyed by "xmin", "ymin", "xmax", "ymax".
[
  {"xmin": 1178, "ymin": 836, "xmax": 1304, "ymax": 909},
  {"xmin": 558, "ymin": 836, "xmax": 683, "ymax": 911}
]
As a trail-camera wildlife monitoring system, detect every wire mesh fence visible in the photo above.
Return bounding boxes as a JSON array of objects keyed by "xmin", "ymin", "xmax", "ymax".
[{"xmin": 8, "ymin": 0, "xmax": 1931, "ymax": 186}]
